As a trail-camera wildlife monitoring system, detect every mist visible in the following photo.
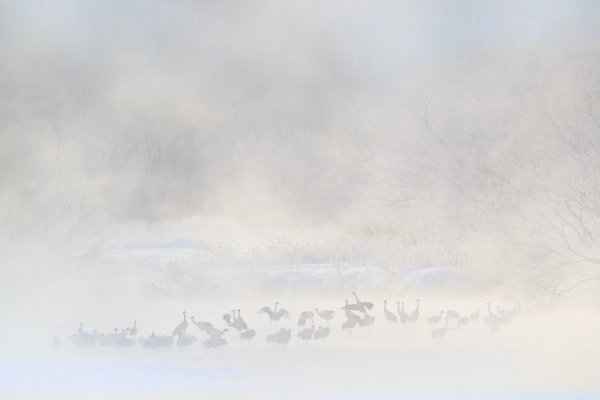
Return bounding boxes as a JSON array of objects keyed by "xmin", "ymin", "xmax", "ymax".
[{"xmin": 1, "ymin": 1, "xmax": 599, "ymax": 399}]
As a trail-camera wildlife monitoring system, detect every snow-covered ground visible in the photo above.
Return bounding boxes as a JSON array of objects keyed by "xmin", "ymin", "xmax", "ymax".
[
  {"xmin": 2, "ymin": 242, "xmax": 598, "ymax": 399},
  {"xmin": 2, "ymin": 296, "xmax": 599, "ymax": 399}
]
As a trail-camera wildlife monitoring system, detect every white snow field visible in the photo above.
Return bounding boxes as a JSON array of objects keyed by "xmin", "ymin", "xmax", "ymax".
[
  {"xmin": 1, "ymin": 242, "xmax": 599, "ymax": 400},
  {"xmin": 2, "ymin": 305, "xmax": 599, "ymax": 400}
]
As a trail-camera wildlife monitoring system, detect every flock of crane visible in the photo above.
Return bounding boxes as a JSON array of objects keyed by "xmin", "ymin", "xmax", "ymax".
[{"xmin": 61, "ymin": 291, "xmax": 521, "ymax": 350}]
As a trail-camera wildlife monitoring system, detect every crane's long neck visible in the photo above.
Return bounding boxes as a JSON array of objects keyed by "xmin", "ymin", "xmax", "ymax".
[
  {"xmin": 487, "ymin": 303, "xmax": 492, "ymax": 315},
  {"xmin": 384, "ymin": 301, "xmax": 387, "ymax": 312}
]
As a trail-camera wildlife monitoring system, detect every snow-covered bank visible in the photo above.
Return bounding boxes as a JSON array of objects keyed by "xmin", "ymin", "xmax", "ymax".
[{"xmin": 93, "ymin": 240, "xmax": 483, "ymax": 298}]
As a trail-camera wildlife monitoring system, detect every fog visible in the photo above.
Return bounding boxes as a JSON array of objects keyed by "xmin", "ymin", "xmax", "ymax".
[{"xmin": 1, "ymin": 1, "xmax": 599, "ymax": 399}]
